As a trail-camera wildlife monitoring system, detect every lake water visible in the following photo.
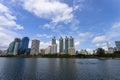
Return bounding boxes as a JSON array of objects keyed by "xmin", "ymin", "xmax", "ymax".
[{"xmin": 0, "ymin": 58, "xmax": 120, "ymax": 80}]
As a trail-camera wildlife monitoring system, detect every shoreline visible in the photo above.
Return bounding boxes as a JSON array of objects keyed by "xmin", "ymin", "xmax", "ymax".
[{"xmin": 0, "ymin": 55, "xmax": 120, "ymax": 59}]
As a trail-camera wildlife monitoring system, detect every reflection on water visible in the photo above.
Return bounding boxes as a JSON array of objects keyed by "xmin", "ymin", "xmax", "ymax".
[{"xmin": 0, "ymin": 58, "xmax": 120, "ymax": 80}]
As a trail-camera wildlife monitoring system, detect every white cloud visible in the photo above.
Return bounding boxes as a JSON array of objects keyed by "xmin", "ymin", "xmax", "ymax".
[
  {"xmin": 92, "ymin": 36, "xmax": 107, "ymax": 43},
  {"xmin": 37, "ymin": 34, "xmax": 52, "ymax": 38},
  {"xmin": 40, "ymin": 41, "xmax": 51, "ymax": 49},
  {"xmin": 75, "ymin": 41, "xmax": 80, "ymax": 47},
  {"xmin": 112, "ymin": 22, "xmax": 120, "ymax": 29},
  {"xmin": 86, "ymin": 48, "xmax": 93, "ymax": 54},
  {"xmin": 79, "ymin": 32, "xmax": 93, "ymax": 38},
  {"xmin": 0, "ymin": 3, "xmax": 24, "ymax": 30},
  {"xmin": 22, "ymin": 0, "xmax": 73, "ymax": 23},
  {"xmin": 0, "ymin": 3, "xmax": 23, "ymax": 50},
  {"xmin": 92, "ymin": 21, "xmax": 120, "ymax": 43},
  {"xmin": 70, "ymin": 19, "xmax": 80, "ymax": 31}
]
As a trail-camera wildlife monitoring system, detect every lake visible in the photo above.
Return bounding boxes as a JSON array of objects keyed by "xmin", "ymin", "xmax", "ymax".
[{"xmin": 0, "ymin": 58, "xmax": 120, "ymax": 80}]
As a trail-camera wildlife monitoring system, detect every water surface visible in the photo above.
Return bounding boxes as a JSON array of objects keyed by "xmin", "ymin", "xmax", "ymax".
[{"xmin": 0, "ymin": 58, "xmax": 120, "ymax": 80}]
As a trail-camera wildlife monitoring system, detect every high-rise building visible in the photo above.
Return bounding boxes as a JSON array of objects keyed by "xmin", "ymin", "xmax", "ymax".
[
  {"xmin": 45, "ymin": 46, "xmax": 51, "ymax": 54},
  {"xmin": 52, "ymin": 36, "xmax": 56, "ymax": 44},
  {"xmin": 51, "ymin": 44, "xmax": 57, "ymax": 54},
  {"xmin": 69, "ymin": 36, "xmax": 74, "ymax": 47},
  {"xmin": 59, "ymin": 37, "xmax": 64, "ymax": 53},
  {"xmin": 51, "ymin": 37, "xmax": 57, "ymax": 54},
  {"xmin": 30, "ymin": 39, "xmax": 40, "ymax": 55},
  {"xmin": 68, "ymin": 47, "xmax": 75, "ymax": 55},
  {"xmin": 13, "ymin": 38, "xmax": 21, "ymax": 55},
  {"xmin": 65, "ymin": 36, "xmax": 69, "ymax": 54},
  {"xmin": 7, "ymin": 41, "xmax": 15, "ymax": 54},
  {"xmin": 108, "ymin": 47, "xmax": 114, "ymax": 54},
  {"xmin": 115, "ymin": 41, "xmax": 120, "ymax": 51},
  {"xmin": 19, "ymin": 37, "xmax": 29, "ymax": 54},
  {"xmin": 40, "ymin": 49, "xmax": 45, "ymax": 54}
]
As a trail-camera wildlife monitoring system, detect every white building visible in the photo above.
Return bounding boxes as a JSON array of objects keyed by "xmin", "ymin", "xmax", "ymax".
[
  {"xmin": 108, "ymin": 47, "xmax": 114, "ymax": 54},
  {"xmin": 45, "ymin": 46, "xmax": 51, "ymax": 54},
  {"xmin": 51, "ymin": 44, "xmax": 57, "ymax": 54},
  {"xmin": 30, "ymin": 39, "xmax": 40, "ymax": 55},
  {"xmin": 68, "ymin": 47, "xmax": 76, "ymax": 55},
  {"xmin": 13, "ymin": 38, "xmax": 21, "ymax": 55},
  {"xmin": 40, "ymin": 49, "xmax": 45, "ymax": 54},
  {"xmin": 79, "ymin": 49, "xmax": 88, "ymax": 55}
]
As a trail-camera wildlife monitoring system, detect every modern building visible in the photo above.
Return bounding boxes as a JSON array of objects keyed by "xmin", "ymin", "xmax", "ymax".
[
  {"xmin": 69, "ymin": 36, "xmax": 74, "ymax": 47},
  {"xmin": 65, "ymin": 36, "xmax": 69, "ymax": 54},
  {"xmin": 51, "ymin": 37, "xmax": 57, "ymax": 54},
  {"xmin": 52, "ymin": 36, "xmax": 56, "ymax": 44},
  {"xmin": 51, "ymin": 44, "xmax": 57, "ymax": 54},
  {"xmin": 79, "ymin": 49, "xmax": 88, "ymax": 55},
  {"xmin": 19, "ymin": 37, "xmax": 29, "ymax": 54},
  {"xmin": 7, "ymin": 41, "xmax": 15, "ymax": 55},
  {"xmin": 59, "ymin": 37, "xmax": 64, "ymax": 53},
  {"xmin": 115, "ymin": 41, "xmax": 120, "ymax": 51},
  {"xmin": 40, "ymin": 49, "xmax": 45, "ymax": 54},
  {"xmin": 68, "ymin": 47, "xmax": 75, "ymax": 55},
  {"xmin": 30, "ymin": 39, "xmax": 40, "ymax": 55},
  {"xmin": 45, "ymin": 46, "xmax": 51, "ymax": 54},
  {"xmin": 108, "ymin": 47, "xmax": 114, "ymax": 54},
  {"xmin": 13, "ymin": 38, "xmax": 21, "ymax": 55}
]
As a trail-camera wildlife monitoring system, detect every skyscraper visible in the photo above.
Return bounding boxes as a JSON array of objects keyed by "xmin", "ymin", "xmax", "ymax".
[
  {"xmin": 51, "ymin": 36, "xmax": 57, "ymax": 54},
  {"xmin": 45, "ymin": 46, "xmax": 52, "ymax": 54},
  {"xmin": 19, "ymin": 37, "xmax": 29, "ymax": 54},
  {"xmin": 65, "ymin": 36, "xmax": 69, "ymax": 54},
  {"xmin": 59, "ymin": 37, "xmax": 64, "ymax": 53},
  {"xmin": 52, "ymin": 36, "xmax": 56, "ymax": 44},
  {"xmin": 51, "ymin": 44, "xmax": 57, "ymax": 54},
  {"xmin": 115, "ymin": 41, "xmax": 120, "ymax": 51},
  {"xmin": 69, "ymin": 36, "xmax": 74, "ymax": 47},
  {"xmin": 30, "ymin": 39, "xmax": 40, "ymax": 55},
  {"xmin": 13, "ymin": 38, "xmax": 21, "ymax": 55},
  {"xmin": 7, "ymin": 41, "xmax": 15, "ymax": 54}
]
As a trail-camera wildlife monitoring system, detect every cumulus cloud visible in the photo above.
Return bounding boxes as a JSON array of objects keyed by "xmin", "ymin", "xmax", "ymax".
[
  {"xmin": 0, "ymin": 3, "xmax": 24, "ymax": 30},
  {"xmin": 22, "ymin": 0, "xmax": 73, "ymax": 23},
  {"xmin": 79, "ymin": 32, "xmax": 93, "ymax": 38},
  {"xmin": 92, "ymin": 21, "xmax": 120, "ymax": 43},
  {"xmin": 37, "ymin": 34, "xmax": 52, "ymax": 38},
  {"xmin": 0, "ymin": 3, "xmax": 23, "ymax": 50},
  {"xmin": 92, "ymin": 36, "xmax": 107, "ymax": 43}
]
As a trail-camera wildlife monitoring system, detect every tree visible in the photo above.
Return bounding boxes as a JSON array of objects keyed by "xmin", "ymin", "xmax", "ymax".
[{"xmin": 96, "ymin": 48, "xmax": 105, "ymax": 56}]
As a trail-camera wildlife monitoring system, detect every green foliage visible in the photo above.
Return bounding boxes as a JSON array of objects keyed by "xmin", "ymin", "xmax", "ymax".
[{"xmin": 96, "ymin": 48, "xmax": 105, "ymax": 56}]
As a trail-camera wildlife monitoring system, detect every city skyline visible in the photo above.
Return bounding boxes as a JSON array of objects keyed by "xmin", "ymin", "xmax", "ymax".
[{"xmin": 0, "ymin": 0, "xmax": 120, "ymax": 52}]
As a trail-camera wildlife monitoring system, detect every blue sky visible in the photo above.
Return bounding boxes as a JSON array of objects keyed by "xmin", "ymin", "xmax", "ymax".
[{"xmin": 0, "ymin": 0, "xmax": 120, "ymax": 52}]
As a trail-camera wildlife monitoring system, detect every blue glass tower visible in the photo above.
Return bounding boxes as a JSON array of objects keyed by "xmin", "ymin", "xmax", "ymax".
[
  {"xmin": 19, "ymin": 37, "xmax": 29, "ymax": 54},
  {"xmin": 7, "ymin": 41, "xmax": 15, "ymax": 54}
]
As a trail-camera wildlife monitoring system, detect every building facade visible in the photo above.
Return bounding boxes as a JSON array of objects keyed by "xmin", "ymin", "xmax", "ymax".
[
  {"xmin": 51, "ymin": 44, "xmax": 57, "ymax": 54},
  {"xmin": 65, "ymin": 36, "xmax": 69, "ymax": 54},
  {"xmin": 59, "ymin": 37, "xmax": 64, "ymax": 53},
  {"xmin": 30, "ymin": 39, "xmax": 40, "ymax": 55},
  {"xmin": 19, "ymin": 37, "xmax": 29, "ymax": 54},
  {"xmin": 13, "ymin": 38, "xmax": 21, "ymax": 55},
  {"xmin": 69, "ymin": 36, "xmax": 74, "ymax": 47},
  {"xmin": 52, "ymin": 36, "xmax": 56, "ymax": 44},
  {"xmin": 45, "ymin": 46, "xmax": 51, "ymax": 54},
  {"xmin": 115, "ymin": 41, "xmax": 120, "ymax": 51},
  {"xmin": 108, "ymin": 47, "xmax": 114, "ymax": 54},
  {"xmin": 51, "ymin": 37, "xmax": 57, "ymax": 54},
  {"xmin": 7, "ymin": 41, "xmax": 15, "ymax": 55},
  {"xmin": 68, "ymin": 47, "xmax": 75, "ymax": 55}
]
